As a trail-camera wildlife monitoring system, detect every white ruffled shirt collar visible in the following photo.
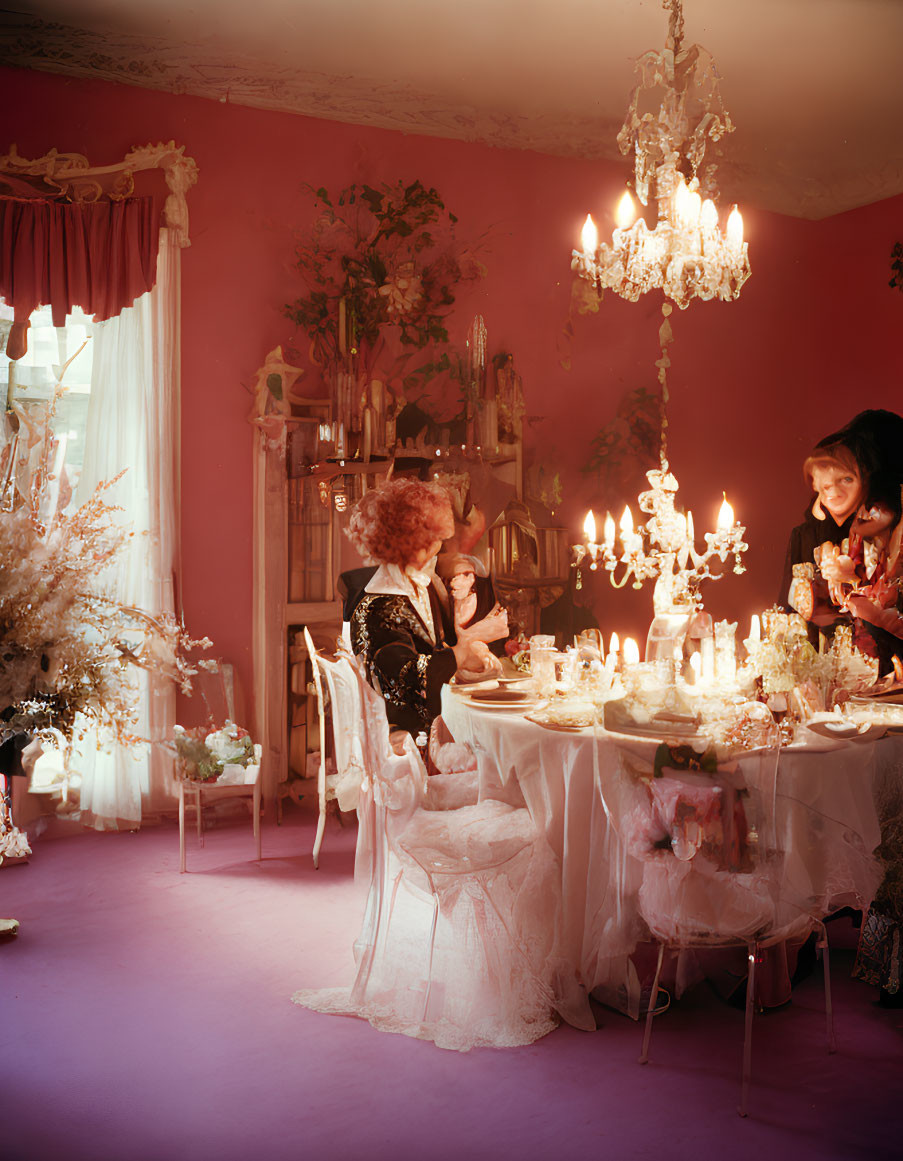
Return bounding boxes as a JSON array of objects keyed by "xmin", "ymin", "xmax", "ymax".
[{"xmin": 365, "ymin": 563, "xmax": 437, "ymax": 643}]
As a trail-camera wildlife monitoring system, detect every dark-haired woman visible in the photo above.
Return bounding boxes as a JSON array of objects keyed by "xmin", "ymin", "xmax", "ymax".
[{"xmin": 781, "ymin": 410, "xmax": 903, "ymax": 674}]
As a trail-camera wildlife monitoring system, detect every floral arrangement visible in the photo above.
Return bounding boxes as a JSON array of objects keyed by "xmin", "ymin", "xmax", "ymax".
[
  {"xmin": 747, "ymin": 611, "xmax": 827, "ymax": 696},
  {"xmin": 0, "ymin": 797, "xmax": 31, "ymax": 865},
  {"xmin": 0, "ymin": 479, "xmax": 211, "ymax": 748},
  {"xmin": 0, "ymin": 376, "xmax": 214, "ymax": 867},
  {"xmin": 171, "ymin": 721, "xmax": 256, "ymax": 782}
]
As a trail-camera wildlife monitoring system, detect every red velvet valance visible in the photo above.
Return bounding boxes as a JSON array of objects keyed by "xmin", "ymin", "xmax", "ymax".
[{"xmin": 0, "ymin": 196, "xmax": 159, "ymax": 358}]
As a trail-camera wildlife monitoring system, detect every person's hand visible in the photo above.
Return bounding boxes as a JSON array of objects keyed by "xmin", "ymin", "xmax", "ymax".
[
  {"xmin": 819, "ymin": 544, "xmax": 858, "ymax": 606},
  {"xmin": 845, "ymin": 581, "xmax": 903, "ymax": 637},
  {"xmin": 454, "ymin": 637, "xmax": 502, "ymax": 677},
  {"xmin": 458, "ymin": 603, "xmax": 508, "ymax": 644}
]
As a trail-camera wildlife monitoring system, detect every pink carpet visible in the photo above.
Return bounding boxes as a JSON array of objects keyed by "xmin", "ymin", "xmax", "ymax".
[{"xmin": 2, "ymin": 804, "xmax": 900, "ymax": 1161}]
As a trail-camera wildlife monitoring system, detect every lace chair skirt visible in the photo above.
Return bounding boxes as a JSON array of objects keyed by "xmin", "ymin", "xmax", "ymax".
[{"xmin": 293, "ymin": 801, "xmax": 560, "ymax": 1052}]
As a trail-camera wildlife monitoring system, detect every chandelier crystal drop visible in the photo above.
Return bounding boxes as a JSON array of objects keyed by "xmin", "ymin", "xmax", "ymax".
[{"xmin": 572, "ymin": 0, "xmax": 751, "ymax": 309}]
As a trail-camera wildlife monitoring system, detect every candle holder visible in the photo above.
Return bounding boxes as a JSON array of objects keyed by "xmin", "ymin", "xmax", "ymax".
[{"xmin": 574, "ymin": 460, "xmax": 748, "ymax": 619}]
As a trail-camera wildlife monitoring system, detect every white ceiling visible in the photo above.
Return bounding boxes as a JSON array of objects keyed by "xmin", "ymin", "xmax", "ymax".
[{"xmin": 3, "ymin": 0, "xmax": 903, "ymax": 218}]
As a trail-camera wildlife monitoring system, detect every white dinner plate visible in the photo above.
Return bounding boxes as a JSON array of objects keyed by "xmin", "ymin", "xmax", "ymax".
[
  {"xmin": 470, "ymin": 700, "xmax": 537, "ymax": 712},
  {"xmin": 450, "ymin": 677, "xmax": 499, "ymax": 694},
  {"xmin": 806, "ymin": 721, "xmax": 887, "ymax": 744}
]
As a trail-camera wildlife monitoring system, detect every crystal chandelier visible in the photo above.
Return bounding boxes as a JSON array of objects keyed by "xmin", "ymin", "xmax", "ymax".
[
  {"xmin": 572, "ymin": 0, "xmax": 751, "ymax": 309},
  {"xmin": 573, "ymin": 467, "xmax": 748, "ymax": 616}
]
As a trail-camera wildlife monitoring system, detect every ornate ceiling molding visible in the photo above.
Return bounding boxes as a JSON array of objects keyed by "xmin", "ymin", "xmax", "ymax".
[
  {"xmin": 0, "ymin": 14, "xmax": 624, "ymax": 157},
  {"xmin": 2, "ymin": 13, "xmax": 902, "ymax": 221}
]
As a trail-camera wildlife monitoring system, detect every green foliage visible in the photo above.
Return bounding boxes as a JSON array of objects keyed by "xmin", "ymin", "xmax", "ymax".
[
  {"xmin": 890, "ymin": 241, "xmax": 903, "ymax": 292},
  {"xmin": 284, "ymin": 179, "xmax": 481, "ymax": 375},
  {"xmin": 582, "ymin": 385, "xmax": 663, "ymax": 507}
]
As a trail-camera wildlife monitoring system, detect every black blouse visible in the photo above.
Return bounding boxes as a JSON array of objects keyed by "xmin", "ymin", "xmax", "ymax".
[{"xmin": 350, "ymin": 583, "xmax": 457, "ymax": 736}]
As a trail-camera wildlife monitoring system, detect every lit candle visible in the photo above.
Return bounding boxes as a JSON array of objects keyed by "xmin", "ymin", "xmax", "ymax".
[
  {"xmin": 699, "ymin": 198, "xmax": 718, "ymax": 258},
  {"xmin": 581, "ymin": 214, "xmax": 599, "ymax": 255},
  {"xmin": 673, "ymin": 176, "xmax": 690, "ymax": 226},
  {"xmin": 716, "ymin": 494, "xmax": 734, "ymax": 531},
  {"xmin": 700, "ymin": 636, "xmax": 715, "ymax": 684},
  {"xmin": 619, "ymin": 506, "xmax": 639, "ymax": 559},
  {"xmin": 603, "ymin": 512, "xmax": 616, "ymax": 550},
  {"xmin": 623, "ymin": 637, "xmax": 641, "ymax": 667},
  {"xmin": 609, "ymin": 632, "xmax": 620, "ymax": 658},
  {"xmin": 615, "ymin": 191, "xmax": 636, "ymax": 230},
  {"xmin": 602, "ymin": 646, "xmax": 618, "ymax": 688},
  {"xmin": 676, "ymin": 510, "xmax": 690, "ymax": 569},
  {"xmin": 686, "ymin": 188, "xmax": 702, "ymax": 253},
  {"xmin": 583, "ymin": 509, "xmax": 597, "ymax": 543},
  {"xmin": 749, "ymin": 614, "xmax": 761, "ymax": 643},
  {"xmin": 726, "ymin": 206, "xmax": 744, "ymax": 252},
  {"xmin": 686, "ymin": 510, "xmax": 695, "ymax": 545},
  {"xmin": 700, "ymin": 199, "xmax": 718, "ymax": 232}
]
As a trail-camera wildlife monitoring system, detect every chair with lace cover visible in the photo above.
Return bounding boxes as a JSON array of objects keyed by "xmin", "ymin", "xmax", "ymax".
[
  {"xmin": 620, "ymin": 733, "xmax": 848, "ymax": 1117},
  {"xmin": 304, "ymin": 627, "xmax": 374, "ymax": 869},
  {"xmin": 292, "ymin": 655, "xmax": 560, "ymax": 1051}
]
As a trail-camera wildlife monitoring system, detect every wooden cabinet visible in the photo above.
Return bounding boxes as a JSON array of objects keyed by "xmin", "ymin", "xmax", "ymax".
[{"xmin": 252, "ymin": 361, "xmax": 527, "ymax": 803}]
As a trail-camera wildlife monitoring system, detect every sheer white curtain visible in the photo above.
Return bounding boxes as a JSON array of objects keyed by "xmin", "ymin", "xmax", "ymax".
[{"xmin": 72, "ymin": 228, "xmax": 181, "ymax": 830}]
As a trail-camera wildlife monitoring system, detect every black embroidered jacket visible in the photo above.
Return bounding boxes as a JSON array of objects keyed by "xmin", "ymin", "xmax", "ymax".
[{"xmin": 350, "ymin": 585, "xmax": 457, "ymax": 735}]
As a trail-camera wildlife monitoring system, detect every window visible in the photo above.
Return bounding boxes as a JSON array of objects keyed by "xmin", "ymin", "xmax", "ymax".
[{"xmin": 0, "ymin": 302, "xmax": 95, "ymax": 497}]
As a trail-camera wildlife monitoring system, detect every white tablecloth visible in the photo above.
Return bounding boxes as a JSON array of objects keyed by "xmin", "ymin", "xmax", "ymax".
[{"xmin": 441, "ymin": 687, "xmax": 890, "ymax": 1026}]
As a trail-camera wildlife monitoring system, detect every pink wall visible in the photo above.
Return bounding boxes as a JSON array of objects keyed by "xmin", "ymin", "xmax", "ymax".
[{"xmin": 3, "ymin": 65, "xmax": 901, "ymax": 705}]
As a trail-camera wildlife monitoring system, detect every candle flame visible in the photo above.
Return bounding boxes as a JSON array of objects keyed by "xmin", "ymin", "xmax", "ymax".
[
  {"xmin": 583, "ymin": 509, "xmax": 597, "ymax": 542},
  {"xmin": 749, "ymin": 614, "xmax": 761, "ymax": 643},
  {"xmin": 689, "ymin": 652, "xmax": 702, "ymax": 674},
  {"xmin": 581, "ymin": 213, "xmax": 599, "ymax": 254},
  {"xmin": 603, "ymin": 512, "xmax": 616, "ymax": 549},
  {"xmin": 614, "ymin": 191, "xmax": 636, "ymax": 230},
  {"xmin": 686, "ymin": 189, "xmax": 702, "ymax": 225},
  {"xmin": 716, "ymin": 494, "xmax": 734, "ymax": 531},
  {"xmin": 619, "ymin": 506, "xmax": 634, "ymax": 534},
  {"xmin": 673, "ymin": 177, "xmax": 690, "ymax": 224},
  {"xmin": 726, "ymin": 205, "xmax": 744, "ymax": 249},
  {"xmin": 700, "ymin": 198, "xmax": 718, "ymax": 231},
  {"xmin": 609, "ymin": 632, "xmax": 620, "ymax": 656},
  {"xmin": 686, "ymin": 510, "xmax": 695, "ymax": 544},
  {"xmin": 623, "ymin": 637, "xmax": 641, "ymax": 666}
]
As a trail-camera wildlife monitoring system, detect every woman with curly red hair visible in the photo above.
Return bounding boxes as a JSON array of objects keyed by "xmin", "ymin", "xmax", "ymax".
[{"xmin": 346, "ymin": 478, "xmax": 498, "ymax": 735}]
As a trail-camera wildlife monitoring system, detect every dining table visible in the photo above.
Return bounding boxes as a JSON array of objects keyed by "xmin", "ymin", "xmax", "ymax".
[{"xmin": 440, "ymin": 683, "xmax": 898, "ymax": 1028}]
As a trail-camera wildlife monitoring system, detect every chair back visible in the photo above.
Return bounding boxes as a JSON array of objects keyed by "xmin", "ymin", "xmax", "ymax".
[
  {"xmin": 617, "ymin": 732, "xmax": 806, "ymax": 948},
  {"xmin": 316, "ymin": 651, "xmax": 368, "ymax": 813}
]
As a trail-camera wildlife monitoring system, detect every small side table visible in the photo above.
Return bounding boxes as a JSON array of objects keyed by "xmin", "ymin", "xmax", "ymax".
[{"xmin": 178, "ymin": 752, "xmax": 262, "ymax": 873}]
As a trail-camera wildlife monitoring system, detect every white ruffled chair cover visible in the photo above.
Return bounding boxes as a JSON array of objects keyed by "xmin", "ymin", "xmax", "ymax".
[
  {"xmin": 293, "ymin": 655, "xmax": 560, "ymax": 1051},
  {"xmin": 303, "ymin": 628, "xmax": 369, "ymax": 869},
  {"xmin": 618, "ymin": 731, "xmax": 875, "ymax": 1115}
]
